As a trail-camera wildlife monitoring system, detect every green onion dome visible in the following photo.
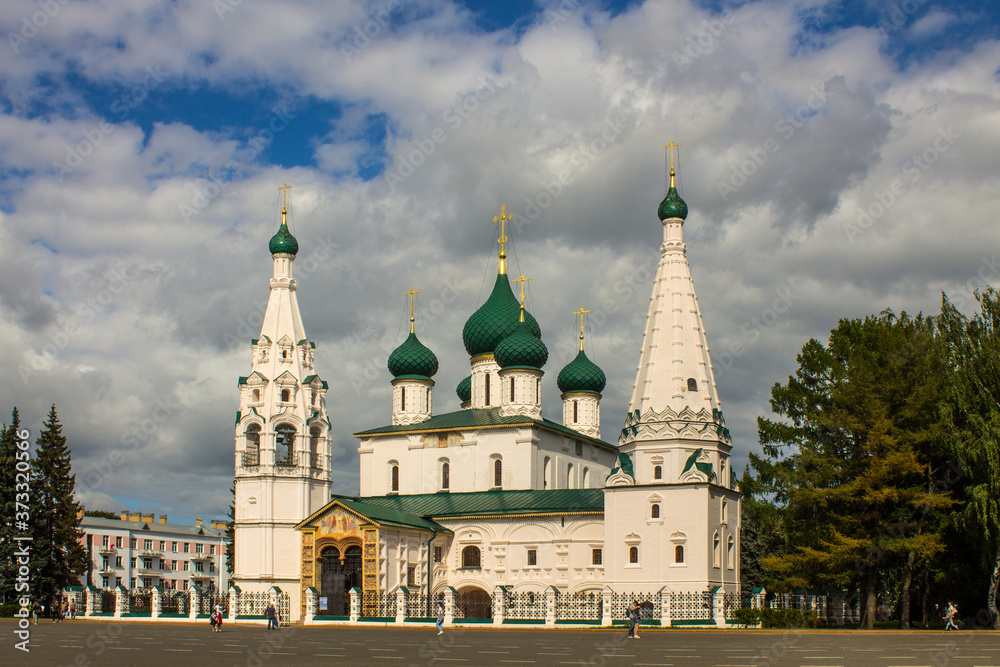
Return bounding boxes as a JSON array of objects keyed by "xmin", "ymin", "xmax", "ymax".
[
  {"xmin": 658, "ymin": 171, "xmax": 688, "ymax": 222},
  {"xmin": 462, "ymin": 273, "xmax": 541, "ymax": 356},
  {"xmin": 495, "ymin": 320, "xmax": 548, "ymax": 370},
  {"xmin": 456, "ymin": 375, "xmax": 472, "ymax": 403},
  {"xmin": 557, "ymin": 349, "xmax": 606, "ymax": 394},
  {"xmin": 269, "ymin": 221, "xmax": 299, "ymax": 255},
  {"xmin": 387, "ymin": 331, "xmax": 439, "ymax": 380}
]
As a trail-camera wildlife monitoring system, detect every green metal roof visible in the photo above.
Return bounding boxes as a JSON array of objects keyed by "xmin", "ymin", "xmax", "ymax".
[
  {"xmin": 682, "ymin": 448, "xmax": 715, "ymax": 480},
  {"xmin": 658, "ymin": 182, "xmax": 688, "ymax": 222},
  {"xmin": 556, "ymin": 348, "xmax": 606, "ymax": 394},
  {"xmin": 296, "ymin": 496, "xmax": 451, "ymax": 533},
  {"xmin": 495, "ymin": 319, "xmax": 548, "ymax": 370},
  {"xmin": 355, "ymin": 487, "xmax": 604, "ymax": 518},
  {"xmin": 388, "ymin": 331, "xmax": 439, "ymax": 379},
  {"xmin": 353, "ymin": 407, "xmax": 617, "ymax": 451},
  {"xmin": 269, "ymin": 221, "xmax": 299, "ymax": 255},
  {"xmin": 462, "ymin": 273, "xmax": 541, "ymax": 356},
  {"xmin": 609, "ymin": 452, "xmax": 634, "ymax": 478},
  {"xmin": 456, "ymin": 375, "xmax": 472, "ymax": 403}
]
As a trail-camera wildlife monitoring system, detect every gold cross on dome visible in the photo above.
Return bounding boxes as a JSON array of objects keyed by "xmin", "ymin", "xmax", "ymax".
[
  {"xmin": 573, "ymin": 307, "xmax": 592, "ymax": 350},
  {"xmin": 513, "ymin": 274, "xmax": 532, "ymax": 322},
  {"xmin": 278, "ymin": 183, "xmax": 293, "ymax": 208},
  {"xmin": 493, "ymin": 204, "xmax": 513, "ymax": 274},
  {"xmin": 661, "ymin": 141, "xmax": 681, "ymax": 170},
  {"xmin": 404, "ymin": 288, "xmax": 422, "ymax": 333}
]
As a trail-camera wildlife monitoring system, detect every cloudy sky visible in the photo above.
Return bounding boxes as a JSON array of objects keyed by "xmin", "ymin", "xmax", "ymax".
[{"xmin": 2, "ymin": 0, "xmax": 998, "ymax": 525}]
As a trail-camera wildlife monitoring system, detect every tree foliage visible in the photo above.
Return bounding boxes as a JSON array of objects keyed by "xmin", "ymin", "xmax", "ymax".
[
  {"xmin": 0, "ymin": 408, "xmax": 21, "ymax": 603},
  {"xmin": 749, "ymin": 311, "xmax": 953, "ymax": 628},
  {"xmin": 29, "ymin": 406, "xmax": 87, "ymax": 605},
  {"xmin": 940, "ymin": 288, "xmax": 1000, "ymax": 628}
]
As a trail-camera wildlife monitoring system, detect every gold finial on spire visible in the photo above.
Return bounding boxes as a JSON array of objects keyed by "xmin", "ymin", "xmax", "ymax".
[
  {"xmin": 573, "ymin": 307, "xmax": 592, "ymax": 351},
  {"xmin": 513, "ymin": 274, "xmax": 532, "ymax": 322},
  {"xmin": 493, "ymin": 204, "xmax": 513, "ymax": 275},
  {"xmin": 278, "ymin": 183, "xmax": 293, "ymax": 223},
  {"xmin": 404, "ymin": 288, "xmax": 422, "ymax": 334},
  {"xmin": 662, "ymin": 141, "xmax": 681, "ymax": 187}
]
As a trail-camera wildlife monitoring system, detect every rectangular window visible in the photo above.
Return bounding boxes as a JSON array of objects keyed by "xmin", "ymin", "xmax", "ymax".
[
  {"xmin": 527, "ymin": 549, "xmax": 537, "ymax": 566},
  {"xmin": 182, "ymin": 561, "xmax": 189, "ymax": 571},
  {"xmin": 102, "ymin": 558, "xmax": 109, "ymax": 570},
  {"xmin": 159, "ymin": 541, "xmax": 166, "ymax": 551},
  {"xmin": 143, "ymin": 558, "xmax": 152, "ymax": 569},
  {"xmin": 433, "ymin": 546, "xmax": 442, "ymax": 563},
  {"xmin": 195, "ymin": 561, "xmax": 204, "ymax": 573},
  {"xmin": 131, "ymin": 558, "xmax": 136, "ymax": 568},
  {"xmin": 130, "ymin": 538, "xmax": 136, "ymax": 549},
  {"xmin": 103, "ymin": 535, "xmax": 110, "ymax": 548},
  {"xmin": 183, "ymin": 543, "xmax": 189, "ymax": 553},
  {"xmin": 196, "ymin": 544, "xmax": 203, "ymax": 554},
  {"xmin": 210, "ymin": 563, "xmax": 215, "ymax": 573},
  {"xmin": 182, "ymin": 581, "xmax": 188, "ymax": 591},
  {"xmin": 171, "ymin": 542, "xmax": 177, "ymax": 553},
  {"xmin": 144, "ymin": 539, "xmax": 152, "ymax": 550},
  {"xmin": 116, "ymin": 536, "xmax": 122, "ymax": 548},
  {"xmin": 115, "ymin": 556, "xmax": 122, "ymax": 568},
  {"xmin": 407, "ymin": 566, "xmax": 415, "ymax": 587},
  {"xmin": 101, "ymin": 576, "xmax": 109, "ymax": 588},
  {"xmin": 143, "ymin": 577, "xmax": 152, "ymax": 588},
  {"xmin": 592, "ymin": 549, "xmax": 602, "ymax": 566},
  {"xmin": 210, "ymin": 545, "xmax": 216, "ymax": 555}
]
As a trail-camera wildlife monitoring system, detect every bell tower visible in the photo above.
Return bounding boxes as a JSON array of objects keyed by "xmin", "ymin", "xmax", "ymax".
[{"xmin": 233, "ymin": 184, "xmax": 333, "ymax": 616}]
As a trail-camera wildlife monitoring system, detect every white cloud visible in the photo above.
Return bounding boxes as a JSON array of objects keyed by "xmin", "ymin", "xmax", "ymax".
[{"xmin": 0, "ymin": 0, "xmax": 998, "ymax": 520}]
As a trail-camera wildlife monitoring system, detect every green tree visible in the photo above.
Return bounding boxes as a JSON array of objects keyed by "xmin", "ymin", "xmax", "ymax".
[
  {"xmin": 753, "ymin": 311, "xmax": 953, "ymax": 628},
  {"xmin": 940, "ymin": 288, "xmax": 1000, "ymax": 628},
  {"xmin": 0, "ymin": 408, "xmax": 21, "ymax": 603},
  {"xmin": 84, "ymin": 510, "xmax": 119, "ymax": 520},
  {"xmin": 29, "ymin": 406, "xmax": 86, "ymax": 606}
]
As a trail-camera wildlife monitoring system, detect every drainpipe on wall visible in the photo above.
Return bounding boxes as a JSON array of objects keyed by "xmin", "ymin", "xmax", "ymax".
[{"xmin": 426, "ymin": 530, "xmax": 437, "ymax": 618}]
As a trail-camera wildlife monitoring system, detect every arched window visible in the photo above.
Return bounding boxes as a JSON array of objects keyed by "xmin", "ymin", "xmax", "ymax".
[
  {"xmin": 629, "ymin": 546, "xmax": 639, "ymax": 564},
  {"xmin": 567, "ymin": 463, "xmax": 574, "ymax": 489},
  {"xmin": 391, "ymin": 464, "xmax": 399, "ymax": 492},
  {"xmin": 275, "ymin": 424, "xmax": 295, "ymax": 466},
  {"xmin": 650, "ymin": 504, "xmax": 660, "ymax": 519},
  {"xmin": 309, "ymin": 426, "xmax": 321, "ymax": 468},
  {"xmin": 441, "ymin": 462, "xmax": 450, "ymax": 490},
  {"xmin": 687, "ymin": 378, "xmax": 698, "ymax": 391},
  {"xmin": 527, "ymin": 591, "xmax": 535, "ymax": 605},
  {"xmin": 282, "ymin": 349, "xmax": 288, "ymax": 359},
  {"xmin": 281, "ymin": 388, "xmax": 290, "ymax": 403},
  {"xmin": 252, "ymin": 388, "xmax": 260, "ymax": 402},
  {"xmin": 543, "ymin": 457, "xmax": 551, "ymax": 489},
  {"xmin": 727, "ymin": 535, "xmax": 735, "ymax": 570},
  {"xmin": 244, "ymin": 425, "xmax": 260, "ymax": 466},
  {"xmin": 582, "ymin": 468, "xmax": 590, "ymax": 488},
  {"xmin": 675, "ymin": 545, "xmax": 684, "ymax": 564},
  {"xmin": 713, "ymin": 532, "xmax": 721, "ymax": 568},
  {"xmin": 461, "ymin": 545, "xmax": 480, "ymax": 568},
  {"xmin": 494, "ymin": 459, "xmax": 502, "ymax": 488},
  {"xmin": 573, "ymin": 400, "xmax": 578, "ymax": 422},
  {"xmin": 510, "ymin": 379, "xmax": 515, "ymax": 402},
  {"xmin": 653, "ymin": 465, "xmax": 662, "ymax": 480},
  {"xmin": 484, "ymin": 374, "xmax": 490, "ymax": 406},
  {"xmin": 722, "ymin": 499, "xmax": 728, "ymax": 523},
  {"xmin": 536, "ymin": 378, "xmax": 540, "ymax": 402},
  {"xmin": 400, "ymin": 387, "xmax": 406, "ymax": 411}
]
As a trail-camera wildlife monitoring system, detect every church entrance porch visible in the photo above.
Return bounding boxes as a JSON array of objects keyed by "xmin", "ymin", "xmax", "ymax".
[{"xmin": 318, "ymin": 545, "xmax": 361, "ymax": 616}]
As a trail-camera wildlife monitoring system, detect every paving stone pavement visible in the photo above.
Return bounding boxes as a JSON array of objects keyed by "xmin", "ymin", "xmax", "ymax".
[{"xmin": 3, "ymin": 620, "xmax": 997, "ymax": 666}]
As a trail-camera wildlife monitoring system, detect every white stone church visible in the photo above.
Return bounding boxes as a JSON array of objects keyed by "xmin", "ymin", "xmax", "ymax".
[{"xmin": 232, "ymin": 168, "xmax": 741, "ymax": 622}]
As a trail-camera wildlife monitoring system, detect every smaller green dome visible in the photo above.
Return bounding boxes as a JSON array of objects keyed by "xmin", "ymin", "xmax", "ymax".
[
  {"xmin": 457, "ymin": 375, "xmax": 472, "ymax": 403},
  {"xmin": 387, "ymin": 331, "xmax": 439, "ymax": 379},
  {"xmin": 495, "ymin": 320, "xmax": 548, "ymax": 370},
  {"xmin": 658, "ymin": 185, "xmax": 688, "ymax": 222},
  {"xmin": 269, "ymin": 221, "xmax": 299, "ymax": 255},
  {"xmin": 557, "ymin": 349, "xmax": 606, "ymax": 394}
]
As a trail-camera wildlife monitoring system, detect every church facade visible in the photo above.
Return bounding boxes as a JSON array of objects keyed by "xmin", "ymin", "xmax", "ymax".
[{"xmin": 232, "ymin": 170, "xmax": 741, "ymax": 622}]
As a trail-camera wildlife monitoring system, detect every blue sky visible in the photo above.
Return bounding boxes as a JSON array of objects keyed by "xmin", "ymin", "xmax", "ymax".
[{"xmin": 1, "ymin": 0, "xmax": 999, "ymax": 524}]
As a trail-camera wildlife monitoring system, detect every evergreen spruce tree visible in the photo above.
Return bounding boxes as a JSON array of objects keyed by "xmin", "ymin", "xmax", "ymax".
[
  {"xmin": 29, "ymin": 406, "xmax": 86, "ymax": 607},
  {"xmin": 0, "ymin": 408, "xmax": 20, "ymax": 603}
]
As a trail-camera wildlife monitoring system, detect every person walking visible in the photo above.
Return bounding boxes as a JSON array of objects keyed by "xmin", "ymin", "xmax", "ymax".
[
  {"xmin": 435, "ymin": 601, "xmax": 444, "ymax": 635},
  {"xmin": 944, "ymin": 601, "xmax": 959, "ymax": 631},
  {"xmin": 627, "ymin": 600, "xmax": 641, "ymax": 639},
  {"xmin": 266, "ymin": 602, "xmax": 277, "ymax": 630},
  {"xmin": 52, "ymin": 599, "xmax": 62, "ymax": 623},
  {"xmin": 31, "ymin": 601, "xmax": 39, "ymax": 625},
  {"xmin": 69, "ymin": 601, "xmax": 77, "ymax": 620}
]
